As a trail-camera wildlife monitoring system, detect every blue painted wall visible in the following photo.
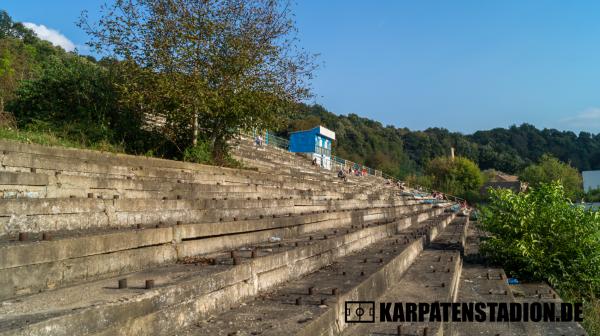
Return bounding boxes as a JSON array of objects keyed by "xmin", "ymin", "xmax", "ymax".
[{"xmin": 289, "ymin": 127, "xmax": 333, "ymax": 154}]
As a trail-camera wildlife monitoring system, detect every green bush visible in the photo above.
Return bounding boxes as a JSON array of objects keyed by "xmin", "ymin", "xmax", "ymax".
[
  {"xmin": 183, "ymin": 142, "xmax": 213, "ymax": 165},
  {"xmin": 6, "ymin": 55, "xmax": 154, "ymax": 154},
  {"xmin": 585, "ymin": 187, "xmax": 600, "ymax": 203},
  {"xmin": 480, "ymin": 181, "xmax": 600, "ymax": 294},
  {"xmin": 425, "ymin": 156, "xmax": 483, "ymax": 199},
  {"xmin": 519, "ymin": 154, "xmax": 583, "ymax": 201}
]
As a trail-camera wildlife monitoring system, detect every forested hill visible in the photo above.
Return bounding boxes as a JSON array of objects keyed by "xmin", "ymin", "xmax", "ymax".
[{"xmin": 281, "ymin": 104, "xmax": 600, "ymax": 177}]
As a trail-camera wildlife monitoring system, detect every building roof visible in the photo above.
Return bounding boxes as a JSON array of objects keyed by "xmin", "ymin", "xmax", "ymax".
[
  {"xmin": 483, "ymin": 169, "xmax": 519, "ymax": 182},
  {"xmin": 290, "ymin": 125, "xmax": 336, "ymax": 140}
]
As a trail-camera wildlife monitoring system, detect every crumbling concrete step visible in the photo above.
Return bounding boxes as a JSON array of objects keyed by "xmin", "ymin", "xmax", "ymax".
[
  {"xmin": 0, "ymin": 196, "xmax": 424, "ymax": 237},
  {"xmin": 0, "ymin": 207, "xmax": 449, "ymax": 336},
  {"xmin": 0, "ymin": 204, "xmax": 435, "ymax": 299},
  {"xmin": 0, "ymin": 199, "xmax": 414, "ymax": 236},
  {"xmin": 427, "ymin": 214, "xmax": 468, "ymax": 254},
  {"xmin": 233, "ymin": 154, "xmax": 326, "ymax": 178},
  {"xmin": 342, "ymin": 250, "xmax": 461, "ymax": 336},
  {"xmin": 0, "ymin": 167, "xmax": 368, "ymax": 201},
  {"xmin": 452, "ymin": 265, "xmax": 528, "ymax": 335},
  {"xmin": 0, "ymin": 150, "xmax": 346, "ymax": 194},
  {"xmin": 0, "ymin": 139, "xmax": 283, "ymax": 182},
  {"xmin": 338, "ymin": 217, "xmax": 467, "ymax": 336},
  {"xmin": 0, "ymin": 171, "xmax": 348, "ymax": 200},
  {"xmin": 0, "ymin": 140, "xmax": 349, "ymax": 196},
  {"xmin": 462, "ymin": 220, "xmax": 486, "ymax": 263},
  {"xmin": 510, "ymin": 283, "xmax": 587, "ymax": 335},
  {"xmin": 176, "ymin": 215, "xmax": 459, "ymax": 336},
  {"xmin": 0, "ymin": 139, "xmax": 390, "ymax": 194},
  {"xmin": 0, "ymin": 202, "xmax": 416, "ymax": 254}
]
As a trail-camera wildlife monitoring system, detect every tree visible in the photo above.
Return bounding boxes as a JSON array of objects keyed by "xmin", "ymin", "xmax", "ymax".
[
  {"xmin": 81, "ymin": 0, "xmax": 316, "ymax": 163},
  {"xmin": 425, "ymin": 156, "xmax": 483, "ymax": 200},
  {"xmin": 519, "ymin": 154, "xmax": 582, "ymax": 200}
]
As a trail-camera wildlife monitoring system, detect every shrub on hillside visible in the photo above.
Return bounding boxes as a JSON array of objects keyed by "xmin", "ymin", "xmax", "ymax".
[
  {"xmin": 6, "ymin": 55, "xmax": 154, "ymax": 153},
  {"xmin": 425, "ymin": 156, "xmax": 483, "ymax": 202},
  {"xmin": 183, "ymin": 141, "xmax": 213, "ymax": 165},
  {"xmin": 519, "ymin": 154, "xmax": 583, "ymax": 201},
  {"xmin": 480, "ymin": 181, "xmax": 600, "ymax": 295}
]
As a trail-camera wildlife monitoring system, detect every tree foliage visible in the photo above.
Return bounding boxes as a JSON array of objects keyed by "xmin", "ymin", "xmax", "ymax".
[
  {"xmin": 80, "ymin": 0, "xmax": 316, "ymax": 162},
  {"xmin": 480, "ymin": 182, "xmax": 600, "ymax": 296},
  {"xmin": 519, "ymin": 154, "xmax": 583, "ymax": 200},
  {"xmin": 425, "ymin": 156, "xmax": 483, "ymax": 200},
  {"xmin": 0, "ymin": 10, "xmax": 59, "ymax": 111},
  {"xmin": 7, "ymin": 54, "xmax": 152, "ymax": 151}
]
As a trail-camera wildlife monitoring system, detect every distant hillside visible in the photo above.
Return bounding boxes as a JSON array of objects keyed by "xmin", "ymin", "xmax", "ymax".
[{"xmin": 281, "ymin": 104, "xmax": 600, "ymax": 178}]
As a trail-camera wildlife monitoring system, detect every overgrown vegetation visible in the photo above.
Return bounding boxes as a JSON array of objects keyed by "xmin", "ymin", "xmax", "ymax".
[
  {"xmin": 480, "ymin": 182, "xmax": 600, "ymax": 334},
  {"xmin": 79, "ymin": 0, "xmax": 315, "ymax": 164},
  {"xmin": 0, "ymin": 2, "xmax": 315, "ymax": 164},
  {"xmin": 585, "ymin": 187, "xmax": 600, "ymax": 203},
  {"xmin": 424, "ymin": 156, "xmax": 484, "ymax": 202},
  {"xmin": 519, "ymin": 154, "xmax": 583, "ymax": 200}
]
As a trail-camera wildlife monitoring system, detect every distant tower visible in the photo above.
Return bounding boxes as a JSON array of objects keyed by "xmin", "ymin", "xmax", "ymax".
[{"xmin": 450, "ymin": 147, "xmax": 455, "ymax": 160}]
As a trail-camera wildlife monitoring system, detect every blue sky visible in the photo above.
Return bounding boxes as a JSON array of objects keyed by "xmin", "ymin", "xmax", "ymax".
[{"xmin": 3, "ymin": 1, "xmax": 600, "ymax": 134}]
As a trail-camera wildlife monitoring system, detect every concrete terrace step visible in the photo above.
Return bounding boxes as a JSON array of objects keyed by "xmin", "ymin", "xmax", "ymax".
[
  {"xmin": 0, "ymin": 144, "xmax": 356, "ymax": 195},
  {"xmin": 509, "ymin": 283, "xmax": 587, "ymax": 335},
  {"xmin": 340, "ymin": 217, "xmax": 467, "ymax": 336},
  {"xmin": 453, "ymin": 265, "xmax": 528, "ymax": 336},
  {"xmin": 0, "ymin": 171, "xmax": 352, "ymax": 200},
  {"xmin": 176, "ymin": 214, "xmax": 458, "ymax": 336},
  {"xmin": 0, "ymin": 207, "xmax": 449, "ymax": 336},
  {"xmin": 0, "ymin": 202, "xmax": 439, "ymax": 299},
  {"xmin": 0, "ymin": 197, "xmax": 424, "ymax": 237},
  {"xmin": 0, "ymin": 138, "xmax": 385, "ymax": 195},
  {"xmin": 0, "ymin": 155, "xmax": 342, "ymax": 194},
  {"xmin": 232, "ymin": 139, "xmax": 391, "ymax": 185}
]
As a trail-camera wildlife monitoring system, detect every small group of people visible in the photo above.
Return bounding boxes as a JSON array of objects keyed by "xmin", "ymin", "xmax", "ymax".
[
  {"xmin": 346, "ymin": 166, "xmax": 367, "ymax": 177},
  {"xmin": 431, "ymin": 190, "xmax": 445, "ymax": 200}
]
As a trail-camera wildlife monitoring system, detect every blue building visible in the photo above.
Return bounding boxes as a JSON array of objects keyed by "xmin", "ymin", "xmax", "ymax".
[{"xmin": 289, "ymin": 126, "xmax": 336, "ymax": 169}]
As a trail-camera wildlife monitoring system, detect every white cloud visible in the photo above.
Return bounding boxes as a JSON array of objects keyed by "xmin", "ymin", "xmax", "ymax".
[
  {"xmin": 561, "ymin": 108, "xmax": 600, "ymax": 131},
  {"xmin": 22, "ymin": 22, "xmax": 75, "ymax": 52}
]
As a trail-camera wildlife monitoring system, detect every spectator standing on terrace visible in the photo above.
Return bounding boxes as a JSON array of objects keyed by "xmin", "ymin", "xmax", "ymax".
[
  {"xmin": 338, "ymin": 168, "xmax": 347, "ymax": 182},
  {"xmin": 255, "ymin": 135, "xmax": 263, "ymax": 147}
]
